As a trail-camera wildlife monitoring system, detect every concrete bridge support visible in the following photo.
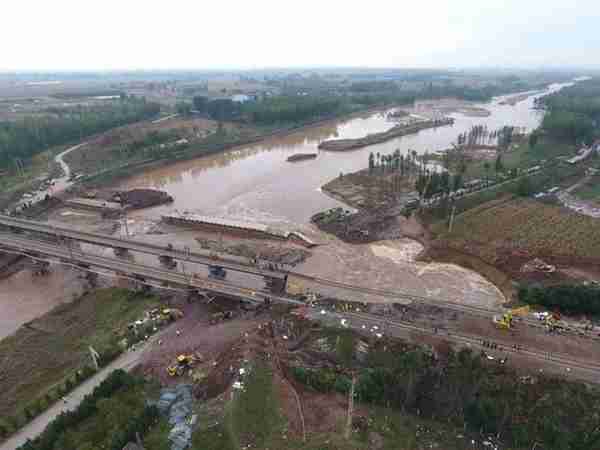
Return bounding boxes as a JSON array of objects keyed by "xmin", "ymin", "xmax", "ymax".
[
  {"xmin": 30, "ymin": 259, "xmax": 50, "ymax": 276},
  {"xmin": 114, "ymin": 247, "xmax": 129, "ymax": 257},
  {"xmin": 159, "ymin": 254, "xmax": 177, "ymax": 269}
]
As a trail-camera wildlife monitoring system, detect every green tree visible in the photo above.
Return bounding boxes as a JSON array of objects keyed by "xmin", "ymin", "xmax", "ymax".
[
  {"xmin": 494, "ymin": 154, "xmax": 504, "ymax": 174},
  {"xmin": 483, "ymin": 161, "xmax": 491, "ymax": 182},
  {"xmin": 175, "ymin": 102, "xmax": 192, "ymax": 116},
  {"xmin": 529, "ymin": 132, "xmax": 538, "ymax": 148},
  {"xmin": 453, "ymin": 174, "xmax": 463, "ymax": 192},
  {"xmin": 515, "ymin": 176, "xmax": 533, "ymax": 197},
  {"xmin": 192, "ymin": 95, "xmax": 209, "ymax": 114}
]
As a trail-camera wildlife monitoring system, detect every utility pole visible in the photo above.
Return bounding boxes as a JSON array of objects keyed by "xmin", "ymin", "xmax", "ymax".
[
  {"xmin": 448, "ymin": 206, "xmax": 457, "ymax": 233},
  {"xmin": 122, "ymin": 209, "xmax": 129, "ymax": 237}
]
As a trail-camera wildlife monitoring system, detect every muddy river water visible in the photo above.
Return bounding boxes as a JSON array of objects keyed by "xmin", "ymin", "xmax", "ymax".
[
  {"xmin": 0, "ymin": 83, "xmax": 574, "ymax": 338},
  {"xmin": 119, "ymin": 83, "xmax": 570, "ymax": 226}
]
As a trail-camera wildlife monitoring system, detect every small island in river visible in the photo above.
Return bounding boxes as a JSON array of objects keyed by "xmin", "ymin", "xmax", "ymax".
[
  {"xmin": 286, "ymin": 153, "xmax": 317, "ymax": 162},
  {"xmin": 318, "ymin": 117, "xmax": 455, "ymax": 151}
]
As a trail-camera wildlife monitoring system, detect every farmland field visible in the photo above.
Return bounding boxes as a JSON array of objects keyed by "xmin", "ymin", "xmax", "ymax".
[
  {"xmin": 436, "ymin": 197, "xmax": 600, "ymax": 260},
  {"xmin": 0, "ymin": 288, "xmax": 159, "ymax": 424}
]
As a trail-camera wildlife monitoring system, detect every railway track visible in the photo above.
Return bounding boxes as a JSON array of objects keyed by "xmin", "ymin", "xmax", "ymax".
[
  {"xmin": 2, "ymin": 223, "xmax": 598, "ymax": 341},
  {"xmin": 338, "ymin": 311, "xmax": 600, "ymax": 378},
  {"xmin": 2, "ymin": 232, "xmax": 599, "ymax": 381},
  {"xmin": 292, "ymin": 272, "xmax": 600, "ymax": 339}
]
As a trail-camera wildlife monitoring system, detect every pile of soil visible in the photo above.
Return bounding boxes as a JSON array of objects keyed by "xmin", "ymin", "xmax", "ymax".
[
  {"xmin": 312, "ymin": 206, "xmax": 424, "ymax": 244},
  {"xmin": 196, "ymin": 238, "xmax": 311, "ymax": 266}
]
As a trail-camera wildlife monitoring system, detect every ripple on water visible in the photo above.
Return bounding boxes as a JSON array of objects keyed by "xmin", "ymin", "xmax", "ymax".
[{"xmin": 370, "ymin": 239, "xmax": 505, "ymax": 306}]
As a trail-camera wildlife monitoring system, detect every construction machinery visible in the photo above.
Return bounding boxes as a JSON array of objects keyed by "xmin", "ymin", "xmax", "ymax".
[
  {"xmin": 160, "ymin": 308, "xmax": 184, "ymax": 321},
  {"xmin": 493, "ymin": 313, "xmax": 512, "ymax": 329},
  {"xmin": 167, "ymin": 354, "xmax": 195, "ymax": 377},
  {"xmin": 493, "ymin": 306, "xmax": 530, "ymax": 330},
  {"xmin": 209, "ymin": 310, "xmax": 233, "ymax": 325}
]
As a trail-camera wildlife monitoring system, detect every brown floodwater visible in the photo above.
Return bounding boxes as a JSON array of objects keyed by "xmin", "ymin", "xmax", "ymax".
[
  {"xmin": 0, "ymin": 83, "xmax": 574, "ymax": 338},
  {"xmin": 119, "ymin": 83, "xmax": 571, "ymax": 226}
]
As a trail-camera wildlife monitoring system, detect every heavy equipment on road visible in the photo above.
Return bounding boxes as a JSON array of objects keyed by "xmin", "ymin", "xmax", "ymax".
[{"xmin": 167, "ymin": 354, "xmax": 195, "ymax": 377}]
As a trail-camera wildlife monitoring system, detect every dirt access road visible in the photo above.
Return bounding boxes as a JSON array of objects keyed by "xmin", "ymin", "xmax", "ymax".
[{"xmin": 0, "ymin": 334, "xmax": 158, "ymax": 450}]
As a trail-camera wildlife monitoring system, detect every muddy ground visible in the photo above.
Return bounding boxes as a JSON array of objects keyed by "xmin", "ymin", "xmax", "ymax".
[
  {"xmin": 137, "ymin": 295, "xmax": 267, "ymax": 386},
  {"xmin": 322, "ymin": 168, "xmax": 418, "ymax": 211},
  {"xmin": 292, "ymin": 237, "xmax": 505, "ymax": 308},
  {"xmin": 196, "ymin": 235, "xmax": 310, "ymax": 267}
]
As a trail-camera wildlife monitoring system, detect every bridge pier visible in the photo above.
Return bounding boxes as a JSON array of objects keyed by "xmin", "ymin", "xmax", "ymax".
[
  {"xmin": 186, "ymin": 289, "xmax": 202, "ymax": 303},
  {"xmin": 85, "ymin": 270, "xmax": 99, "ymax": 287},
  {"xmin": 132, "ymin": 274, "xmax": 151, "ymax": 293},
  {"xmin": 31, "ymin": 260, "xmax": 50, "ymax": 276},
  {"xmin": 264, "ymin": 274, "xmax": 288, "ymax": 294},
  {"xmin": 159, "ymin": 254, "xmax": 177, "ymax": 269},
  {"xmin": 114, "ymin": 247, "xmax": 129, "ymax": 257}
]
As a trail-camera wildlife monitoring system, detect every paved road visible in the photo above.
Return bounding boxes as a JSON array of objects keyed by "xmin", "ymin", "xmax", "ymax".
[{"xmin": 0, "ymin": 337, "xmax": 156, "ymax": 450}]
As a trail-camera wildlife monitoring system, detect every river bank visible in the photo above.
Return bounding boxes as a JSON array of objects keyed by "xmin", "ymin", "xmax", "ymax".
[
  {"xmin": 318, "ymin": 117, "xmax": 455, "ymax": 151},
  {"xmin": 79, "ymin": 103, "xmax": 409, "ymax": 191}
]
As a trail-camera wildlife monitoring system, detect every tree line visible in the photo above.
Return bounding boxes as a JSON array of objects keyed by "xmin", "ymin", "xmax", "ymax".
[
  {"xmin": 456, "ymin": 125, "xmax": 518, "ymax": 149},
  {"xmin": 519, "ymin": 284, "xmax": 600, "ymax": 316},
  {"xmin": 539, "ymin": 79, "xmax": 600, "ymax": 145},
  {"xmin": 17, "ymin": 370, "xmax": 158, "ymax": 450},
  {"xmin": 367, "ymin": 149, "xmax": 466, "ymax": 198},
  {"xmin": 0, "ymin": 97, "xmax": 160, "ymax": 170},
  {"xmin": 291, "ymin": 343, "xmax": 600, "ymax": 449},
  {"xmin": 189, "ymin": 92, "xmax": 417, "ymax": 126}
]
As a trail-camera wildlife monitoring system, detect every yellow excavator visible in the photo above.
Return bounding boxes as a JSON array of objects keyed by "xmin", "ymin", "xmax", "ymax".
[
  {"xmin": 493, "ymin": 312, "xmax": 514, "ymax": 330},
  {"xmin": 167, "ymin": 354, "xmax": 194, "ymax": 377},
  {"xmin": 493, "ymin": 306, "xmax": 530, "ymax": 330}
]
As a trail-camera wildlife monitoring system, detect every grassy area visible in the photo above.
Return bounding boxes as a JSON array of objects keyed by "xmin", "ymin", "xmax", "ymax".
[
  {"xmin": 435, "ymin": 197, "xmax": 600, "ymax": 260},
  {"xmin": 424, "ymin": 160, "xmax": 585, "ymax": 225},
  {"xmin": 45, "ymin": 380, "xmax": 149, "ymax": 450},
  {"xmin": 462, "ymin": 136, "xmax": 576, "ymax": 182},
  {"xmin": 191, "ymin": 362, "xmax": 282, "ymax": 450},
  {"xmin": 0, "ymin": 145, "xmax": 66, "ymax": 209},
  {"xmin": 0, "ymin": 288, "xmax": 160, "ymax": 424},
  {"xmin": 187, "ymin": 390, "xmax": 490, "ymax": 450},
  {"xmin": 14, "ymin": 370, "xmax": 159, "ymax": 450}
]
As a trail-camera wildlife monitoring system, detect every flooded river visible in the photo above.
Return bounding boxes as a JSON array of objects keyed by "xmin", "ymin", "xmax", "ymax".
[
  {"xmin": 120, "ymin": 83, "xmax": 570, "ymax": 226},
  {"xmin": 0, "ymin": 83, "xmax": 573, "ymax": 338}
]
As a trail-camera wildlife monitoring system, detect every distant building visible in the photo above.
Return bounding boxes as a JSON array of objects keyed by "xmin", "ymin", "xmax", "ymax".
[{"xmin": 231, "ymin": 94, "xmax": 251, "ymax": 103}]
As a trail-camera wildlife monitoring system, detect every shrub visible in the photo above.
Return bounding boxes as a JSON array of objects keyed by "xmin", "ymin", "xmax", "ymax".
[
  {"xmin": 65, "ymin": 377, "xmax": 74, "ymax": 392},
  {"xmin": 519, "ymin": 284, "xmax": 600, "ymax": 316}
]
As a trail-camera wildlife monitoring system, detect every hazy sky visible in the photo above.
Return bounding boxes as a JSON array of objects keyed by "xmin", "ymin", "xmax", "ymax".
[{"xmin": 2, "ymin": 0, "xmax": 599, "ymax": 70}]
